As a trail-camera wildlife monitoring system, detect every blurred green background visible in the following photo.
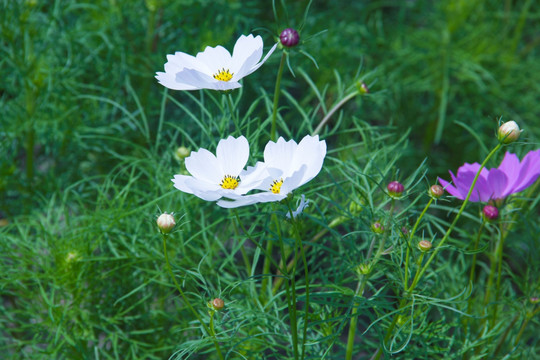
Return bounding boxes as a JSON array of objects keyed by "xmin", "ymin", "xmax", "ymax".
[{"xmin": 1, "ymin": 0, "xmax": 539, "ymax": 358}]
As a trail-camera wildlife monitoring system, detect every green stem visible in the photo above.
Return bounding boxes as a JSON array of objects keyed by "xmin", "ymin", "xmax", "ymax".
[
  {"xmin": 270, "ymin": 52, "xmax": 286, "ymax": 141},
  {"xmin": 346, "ymin": 200, "xmax": 395, "ymax": 360},
  {"xmin": 272, "ymin": 216, "xmax": 348, "ymax": 294},
  {"xmin": 313, "ymin": 91, "xmax": 359, "ymax": 135},
  {"xmin": 404, "ymin": 197, "xmax": 434, "ymax": 289},
  {"xmin": 226, "ymin": 93, "xmax": 240, "ymax": 134},
  {"xmin": 286, "ymin": 201, "xmax": 310, "ymax": 360},
  {"xmin": 492, "ymin": 218, "xmax": 512, "ymax": 326},
  {"xmin": 375, "ymin": 142, "xmax": 503, "ymax": 359},
  {"xmin": 464, "ymin": 220, "xmax": 485, "ymax": 330},
  {"xmin": 231, "ymin": 211, "xmax": 252, "ymax": 275},
  {"xmin": 162, "ymin": 234, "xmax": 224, "ymax": 360},
  {"xmin": 486, "ymin": 229, "xmax": 505, "ymax": 326},
  {"xmin": 272, "ymin": 208, "xmax": 298, "ymax": 360},
  {"xmin": 408, "ymin": 142, "xmax": 502, "ymax": 293},
  {"xmin": 345, "ymin": 275, "xmax": 369, "ymax": 360},
  {"xmin": 514, "ymin": 306, "xmax": 540, "ymax": 346},
  {"xmin": 232, "ymin": 210, "xmax": 281, "ymax": 303}
]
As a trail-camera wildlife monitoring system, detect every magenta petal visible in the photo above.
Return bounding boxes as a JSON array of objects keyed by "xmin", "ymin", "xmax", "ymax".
[
  {"xmin": 438, "ymin": 175, "xmax": 463, "ymax": 199},
  {"xmin": 457, "ymin": 163, "xmax": 488, "ymax": 178},
  {"xmin": 487, "ymin": 168, "xmax": 508, "ymax": 199},
  {"xmin": 512, "ymin": 149, "xmax": 540, "ymax": 194},
  {"xmin": 454, "ymin": 171, "xmax": 481, "ymax": 202},
  {"xmin": 497, "ymin": 152, "xmax": 521, "ymax": 195}
]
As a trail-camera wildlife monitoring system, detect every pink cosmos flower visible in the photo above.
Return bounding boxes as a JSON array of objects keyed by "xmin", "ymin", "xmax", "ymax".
[{"xmin": 438, "ymin": 150, "xmax": 540, "ymax": 202}]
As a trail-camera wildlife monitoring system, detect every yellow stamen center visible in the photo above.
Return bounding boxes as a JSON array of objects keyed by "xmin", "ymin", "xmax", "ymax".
[
  {"xmin": 270, "ymin": 179, "xmax": 284, "ymax": 194},
  {"xmin": 213, "ymin": 68, "xmax": 234, "ymax": 82},
  {"xmin": 220, "ymin": 175, "xmax": 240, "ymax": 189}
]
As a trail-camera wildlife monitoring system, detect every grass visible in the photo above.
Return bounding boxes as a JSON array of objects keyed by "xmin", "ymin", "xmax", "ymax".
[{"xmin": 1, "ymin": 0, "xmax": 539, "ymax": 359}]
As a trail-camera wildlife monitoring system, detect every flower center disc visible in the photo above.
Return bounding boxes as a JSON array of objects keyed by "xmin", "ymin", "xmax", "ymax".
[
  {"xmin": 270, "ymin": 179, "xmax": 283, "ymax": 194},
  {"xmin": 213, "ymin": 68, "xmax": 234, "ymax": 82},
  {"xmin": 221, "ymin": 175, "xmax": 240, "ymax": 189}
]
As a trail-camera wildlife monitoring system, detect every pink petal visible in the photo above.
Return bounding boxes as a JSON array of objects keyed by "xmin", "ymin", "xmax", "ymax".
[
  {"xmin": 497, "ymin": 152, "xmax": 521, "ymax": 195},
  {"xmin": 438, "ymin": 175, "xmax": 463, "ymax": 200},
  {"xmin": 512, "ymin": 149, "xmax": 540, "ymax": 194},
  {"xmin": 486, "ymin": 168, "xmax": 508, "ymax": 200}
]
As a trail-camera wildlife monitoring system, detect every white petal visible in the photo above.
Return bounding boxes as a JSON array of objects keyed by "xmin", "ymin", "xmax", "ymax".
[
  {"xmin": 237, "ymin": 161, "xmax": 270, "ymax": 193},
  {"xmin": 173, "ymin": 68, "xmax": 242, "ymax": 91},
  {"xmin": 230, "ymin": 34, "xmax": 263, "ymax": 76},
  {"xmin": 242, "ymin": 42, "xmax": 278, "ymax": 77},
  {"xmin": 196, "ymin": 45, "xmax": 233, "ymax": 76},
  {"xmin": 263, "ymin": 137, "xmax": 298, "ymax": 176},
  {"xmin": 155, "ymin": 51, "xmax": 210, "ymax": 91},
  {"xmin": 167, "ymin": 51, "xmax": 209, "ymax": 74},
  {"xmin": 216, "ymin": 136, "xmax": 249, "ymax": 176},
  {"xmin": 155, "ymin": 71, "xmax": 200, "ymax": 91},
  {"xmin": 293, "ymin": 135, "xmax": 326, "ymax": 187},
  {"xmin": 217, "ymin": 192, "xmax": 285, "ymax": 208},
  {"xmin": 185, "ymin": 148, "xmax": 222, "ymax": 183},
  {"xmin": 281, "ymin": 165, "xmax": 307, "ymax": 194},
  {"xmin": 171, "ymin": 175, "xmax": 222, "ymax": 201}
]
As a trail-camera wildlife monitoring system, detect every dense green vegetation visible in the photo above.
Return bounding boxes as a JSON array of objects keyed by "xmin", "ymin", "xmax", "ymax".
[{"xmin": 1, "ymin": 1, "xmax": 539, "ymax": 359}]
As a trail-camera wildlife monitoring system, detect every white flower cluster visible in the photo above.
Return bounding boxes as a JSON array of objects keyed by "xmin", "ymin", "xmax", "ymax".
[
  {"xmin": 156, "ymin": 34, "xmax": 277, "ymax": 91},
  {"xmin": 172, "ymin": 135, "xmax": 327, "ymax": 208}
]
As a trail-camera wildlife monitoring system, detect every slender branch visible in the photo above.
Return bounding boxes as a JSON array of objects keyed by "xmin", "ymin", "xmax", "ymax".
[
  {"xmin": 162, "ymin": 234, "xmax": 224, "ymax": 360},
  {"xmin": 313, "ymin": 91, "xmax": 359, "ymax": 135},
  {"xmin": 270, "ymin": 52, "xmax": 286, "ymax": 141}
]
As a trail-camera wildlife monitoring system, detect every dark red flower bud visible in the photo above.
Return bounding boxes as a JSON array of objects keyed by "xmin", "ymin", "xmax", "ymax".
[
  {"xmin": 387, "ymin": 181, "xmax": 404, "ymax": 198},
  {"xmin": 280, "ymin": 28, "xmax": 299, "ymax": 47},
  {"xmin": 483, "ymin": 205, "xmax": 499, "ymax": 221}
]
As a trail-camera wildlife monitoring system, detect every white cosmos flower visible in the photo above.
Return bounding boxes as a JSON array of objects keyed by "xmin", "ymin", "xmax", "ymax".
[
  {"xmin": 217, "ymin": 135, "xmax": 327, "ymax": 208},
  {"xmin": 156, "ymin": 34, "xmax": 277, "ymax": 91},
  {"xmin": 172, "ymin": 136, "xmax": 266, "ymax": 201}
]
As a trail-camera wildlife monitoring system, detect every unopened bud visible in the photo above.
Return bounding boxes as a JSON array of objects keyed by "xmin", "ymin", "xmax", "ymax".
[
  {"xmin": 397, "ymin": 315, "xmax": 407, "ymax": 326},
  {"xmin": 211, "ymin": 298, "xmax": 225, "ymax": 311},
  {"xmin": 371, "ymin": 221, "xmax": 384, "ymax": 234},
  {"xmin": 358, "ymin": 82, "xmax": 369, "ymax": 94},
  {"xmin": 279, "ymin": 28, "xmax": 299, "ymax": 47},
  {"xmin": 175, "ymin": 146, "xmax": 191, "ymax": 160},
  {"xmin": 482, "ymin": 205, "xmax": 499, "ymax": 221},
  {"xmin": 349, "ymin": 200, "xmax": 363, "ymax": 215},
  {"xmin": 387, "ymin": 181, "xmax": 404, "ymax": 198},
  {"xmin": 356, "ymin": 263, "xmax": 371, "ymax": 275},
  {"xmin": 418, "ymin": 240, "xmax": 432, "ymax": 252},
  {"xmin": 66, "ymin": 251, "xmax": 79, "ymax": 263},
  {"xmin": 429, "ymin": 185, "xmax": 444, "ymax": 199},
  {"xmin": 498, "ymin": 121, "xmax": 521, "ymax": 144},
  {"xmin": 157, "ymin": 213, "xmax": 176, "ymax": 234},
  {"xmin": 530, "ymin": 297, "xmax": 539, "ymax": 304}
]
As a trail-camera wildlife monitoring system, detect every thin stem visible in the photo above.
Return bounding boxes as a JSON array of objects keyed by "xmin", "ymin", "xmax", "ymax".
[
  {"xmin": 374, "ymin": 142, "xmax": 503, "ymax": 359},
  {"xmin": 408, "ymin": 142, "xmax": 503, "ymax": 293},
  {"xmin": 272, "ymin": 216, "xmax": 348, "ymax": 294},
  {"xmin": 464, "ymin": 220, "xmax": 485, "ymax": 329},
  {"xmin": 346, "ymin": 200, "xmax": 395, "ymax": 360},
  {"xmin": 484, "ymin": 229, "xmax": 504, "ymax": 325},
  {"xmin": 231, "ymin": 212, "xmax": 252, "ymax": 275},
  {"xmin": 286, "ymin": 201, "xmax": 310, "ymax": 360},
  {"xmin": 404, "ymin": 197, "xmax": 434, "ymax": 289},
  {"xmin": 232, "ymin": 210, "xmax": 281, "ymax": 303},
  {"xmin": 272, "ymin": 208, "xmax": 298, "ymax": 360},
  {"xmin": 313, "ymin": 91, "xmax": 359, "ymax": 135},
  {"xmin": 514, "ymin": 306, "xmax": 540, "ymax": 346},
  {"xmin": 489, "ymin": 229, "xmax": 505, "ymax": 326},
  {"xmin": 345, "ymin": 277, "xmax": 369, "ymax": 360},
  {"xmin": 162, "ymin": 234, "xmax": 224, "ymax": 360},
  {"xmin": 270, "ymin": 52, "xmax": 286, "ymax": 141},
  {"xmin": 226, "ymin": 93, "xmax": 240, "ymax": 134}
]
